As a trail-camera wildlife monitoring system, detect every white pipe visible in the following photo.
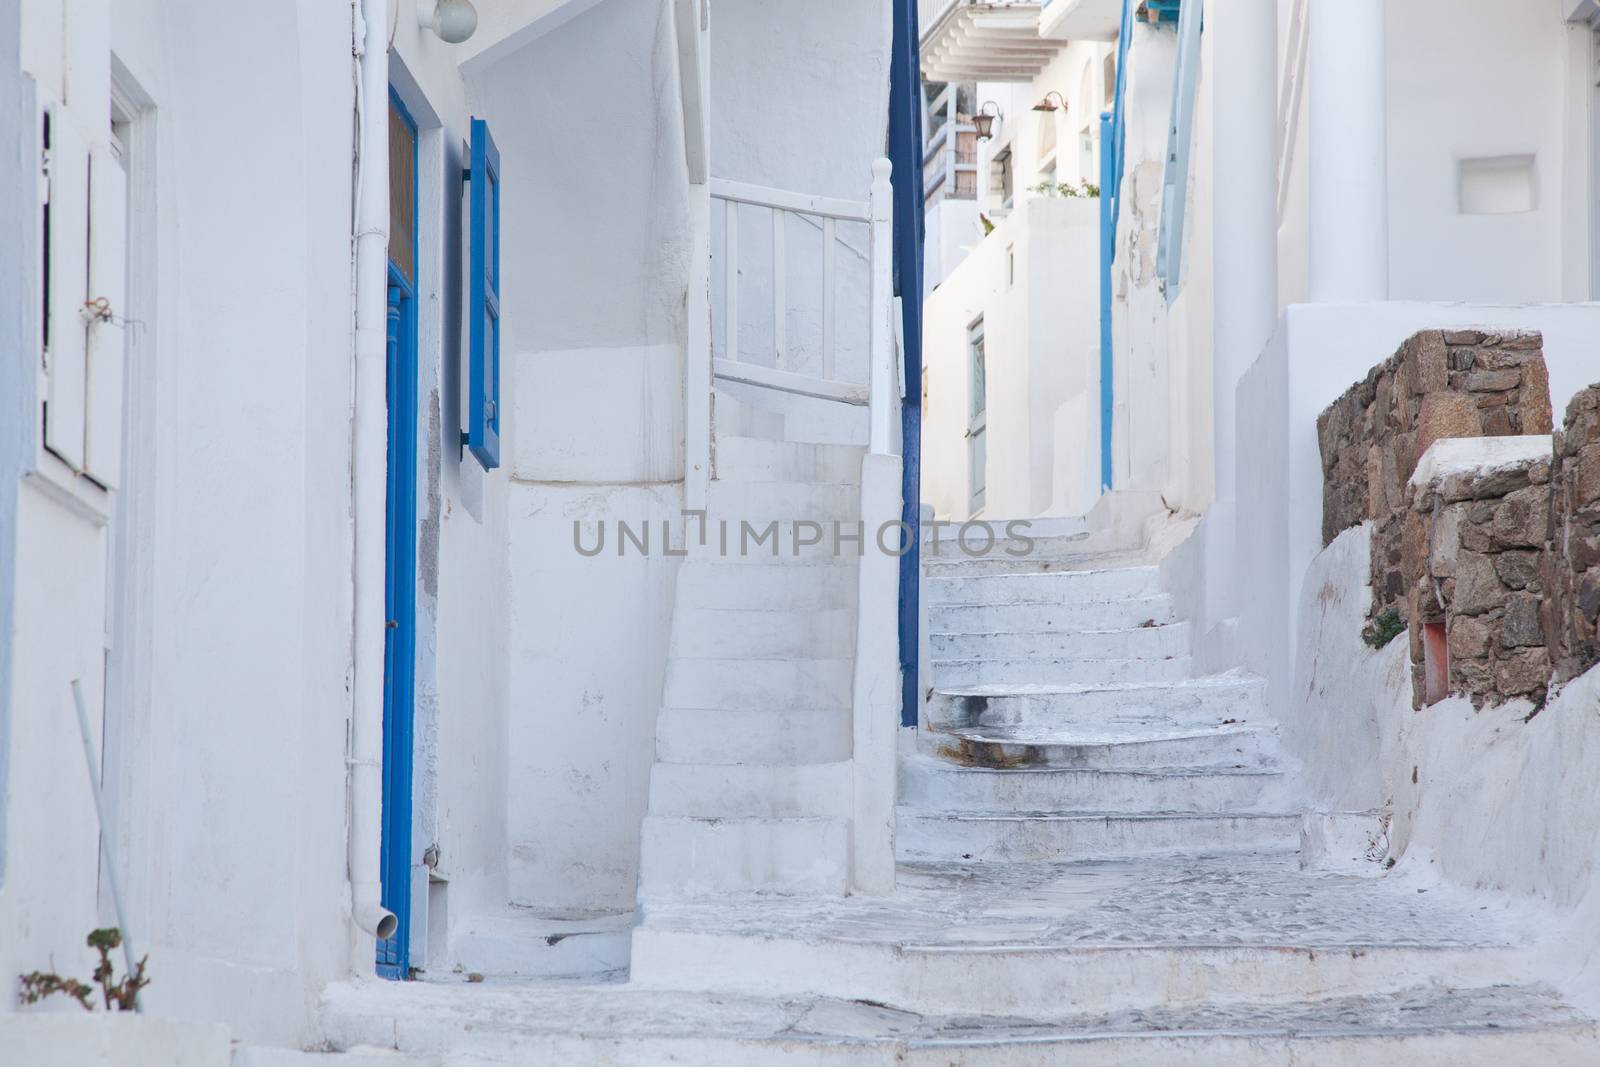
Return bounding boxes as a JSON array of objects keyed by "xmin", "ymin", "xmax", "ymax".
[
  {"xmin": 350, "ymin": 0, "xmax": 398, "ymax": 945},
  {"xmin": 70, "ymin": 680, "xmax": 140, "ymax": 1008}
]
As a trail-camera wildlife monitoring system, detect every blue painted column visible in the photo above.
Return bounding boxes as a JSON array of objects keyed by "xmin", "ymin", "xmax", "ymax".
[
  {"xmin": 1098, "ymin": 111, "xmax": 1115, "ymax": 493},
  {"xmin": 890, "ymin": 0, "xmax": 925, "ymax": 728}
]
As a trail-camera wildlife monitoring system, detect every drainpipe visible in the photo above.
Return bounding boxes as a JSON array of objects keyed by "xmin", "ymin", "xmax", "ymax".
[{"xmin": 349, "ymin": 0, "xmax": 398, "ymax": 944}]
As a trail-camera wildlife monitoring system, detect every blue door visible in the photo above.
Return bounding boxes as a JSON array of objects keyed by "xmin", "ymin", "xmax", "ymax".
[{"xmin": 377, "ymin": 89, "xmax": 420, "ymax": 979}]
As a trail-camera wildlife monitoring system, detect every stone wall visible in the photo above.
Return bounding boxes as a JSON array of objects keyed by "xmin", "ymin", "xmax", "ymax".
[
  {"xmin": 1548, "ymin": 385, "xmax": 1600, "ymax": 683},
  {"xmin": 1317, "ymin": 329, "xmax": 1554, "ymax": 625},
  {"xmin": 1407, "ymin": 444, "xmax": 1553, "ymax": 709}
]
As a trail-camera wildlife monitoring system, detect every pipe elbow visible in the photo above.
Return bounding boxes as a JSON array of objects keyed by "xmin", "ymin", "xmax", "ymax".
[{"xmin": 355, "ymin": 899, "xmax": 398, "ymax": 941}]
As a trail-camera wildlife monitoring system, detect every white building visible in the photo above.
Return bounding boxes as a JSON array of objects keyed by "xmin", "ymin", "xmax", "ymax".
[{"xmin": 8, "ymin": 0, "xmax": 1600, "ymax": 1063}]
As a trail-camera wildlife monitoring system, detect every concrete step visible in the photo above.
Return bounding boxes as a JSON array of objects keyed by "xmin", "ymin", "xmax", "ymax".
[
  {"xmin": 440, "ymin": 911, "xmax": 631, "ymax": 981},
  {"xmin": 706, "ymin": 479, "xmax": 860, "ymax": 523},
  {"xmin": 715, "ymin": 435, "xmax": 865, "ymax": 485},
  {"xmin": 677, "ymin": 558, "xmax": 855, "ymax": 609},
  {"xmin": 923, "ymin": 546, "xmax": 1154, "ymax": 577},
  {"xmin": 670, "ymin": 606, "xmax": 855, "ymax": 659},
  {"xmin": 926, "ymin": 566, "xmax": 1163, "ymax": 606},
  {"xmin": 637, "ymin": 815, "xmax": 848, "ymax": 897},
  {"xmin": 317, "ymin": 978, "xmax": 1599, "ymax": 1066},
  {"xmin": 663, "ymin": 656, "xmax": 853, "ymax": 712},
  {"xmin": 655, "ymin": 706, "xmax": 853, "ymax": 764},
  {"xmin": 649, "ymin": 760, "xmax": 853, "ymax": 819},
  {"xmin": 932, "ymin": 654, "xmax": 1193, "ymax": 688},
  {"xmin": 930, "ymin": 622, "xmax": 1191, "ymax": 662},
  {"xmin": 898, "ymin": 753, "xmax": 1285, "ymax": 814},
  {"xmin": 896, "ymin": 808, "xmax": 1302, "ymax": 864},
  {"xmin": 930, "ymin": 675, "xmax": 1266, "ymax": 730},
  {"xmin": 922, "ymin": 720, "xmax": 1279, "ymax": 771},
  {"xmin": 929, "ymin": 594, "xmax": 1177, "ymax": 634},
  {"xmin": 235, "ymin": 1048, "xmax": 438, "ymax": 1066},
  {"xmin": 685, "ymin": 518, "xmax": 868, "ymax": 563}
]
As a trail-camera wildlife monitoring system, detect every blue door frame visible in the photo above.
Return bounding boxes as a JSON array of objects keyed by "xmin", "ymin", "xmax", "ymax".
[
  {"xmin": 891, "ymin": 0, "xmax": 926, "ymax": 728},
  {"xmin": 377, "ymin": 89, "xmax": 419, "ymax": 980}
]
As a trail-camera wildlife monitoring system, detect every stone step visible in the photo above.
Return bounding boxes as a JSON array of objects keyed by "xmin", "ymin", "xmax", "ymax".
[
  {"xmin": 930, "ymin": 621, "xmax": 1191, "ymax": 662},
  {"xmin": 929, "ymin": 594, "xmax": 1177, "ymax": 634},
  {"xmin": 706, "ymin": 479, "xmax": 860, "ymax": 523},
  {"xmin": 317, "ymin": 979, "xmax": 1598, "ymax": 1066},
  {"xmin": 926, "ymin": 566, "xmax": 1163, "ymax": 606},
  {"xmin": 930, "ymin": 675, "xmax": 1266, "ymax": 729},
  {"xmin": 898, "ymin": 753, "xmax": 1285, "ymax": 814},
  {"xmin": 715, "ymin": 435, "xmax": 865, "ymax": 485},
  {"xmin": 440, "ymin": 911, "xmax": 631, "ymax": 981},
  {"xmin": 921, "ymin": 720, "xmax": 1278, "ymax": 771},
  {"xmin": 677, "ymin": 558, "xmax": 855, "ymax": 609},
  {"xmin": 637, "ymin": 815, "xmax": 848, "ymax": 897},
  {"xmin": 655, "ymin": 707, "xmax": 853, "ymax": 764},
  {"xmin": 685, "ymin": 518, "xmax": 869, "ymax": 563},
  {"xmin": 895, "ymin": 808, "xmax": 1302, "ymax": 864},
  {"xmin": 670, "ymin": 606, "xmax": 855, "ymax": 659},
  {"xmin": 923, "ymin": 546, "xmax": 1154, "ymax": 577},
  {"xmin": 932, "ymin": 654, "xmax": 1193, "ymax": 688},
  {"xmin": 663, "ymin": 656, "xmax": 853, "ymax": 712},
  {"xmin": 649, "ymin": 760, "xmax": 853, "ymax": 819}
]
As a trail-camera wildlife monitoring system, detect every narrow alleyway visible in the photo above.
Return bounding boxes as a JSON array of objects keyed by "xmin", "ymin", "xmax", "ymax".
[{"xmin": 317, "ymin": 506, "xmax": 1595, "ymax": 1063}]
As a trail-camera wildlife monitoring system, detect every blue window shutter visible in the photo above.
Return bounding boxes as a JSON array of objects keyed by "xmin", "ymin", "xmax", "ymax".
[{"xmin": 466, "ymin": 117, "xmax": 501, "ymax": 469}]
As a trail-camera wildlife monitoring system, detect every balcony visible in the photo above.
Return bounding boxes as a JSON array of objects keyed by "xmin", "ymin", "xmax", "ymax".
[
  {"xmin": 919, "ymin": 1, "xmax": 1064, "ymax": 84},
  {"xmin": 1038, "ymin": 0, "xmax": 1122, "ymax": 41}
]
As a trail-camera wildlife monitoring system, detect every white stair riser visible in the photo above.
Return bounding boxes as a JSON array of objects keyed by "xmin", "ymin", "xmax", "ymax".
[
  {"xmin": 650, "ymin": 761, "xmax": 853, "ymax": 819},
  {"xmin": 922, "ymin": 728, "xmax": 1277, "ymax": 771},
  {"xmin": 678, "ymin": 561, "xmax": 856, "ymax": 609},
  {"xmin": 446, "ymin": 927, "xmax": 631, "ymax": 981},
  {"xmin": 930, "ymin": 596, "xmax": 1177, "ymax": 634},
  {"xmin": 638, "ymin": 817, "xmax": 848, "ymax": 897},
  {"xmin": 672, "ymin": 607, "xmax": 855, "ymax": 659},
  {"xmin": 716, "ymin": 436, "xmax": 865, "ymax": 485},
  {"xmin": 895, "ymin": 811, "xmax": 1301, "ymax": 864},
  {"xmin": 707, "ymin": 481, "xmax": 861, "ymax": 523},
  {"xmin": 931, "ymin": 623, "xmax": 1191, "ymax": 662},
  {"xmin": 664, "ymin": 658, "xmax": 853, "ymax": 712},
  {"xmin": 656, "ymin": 708, "xmax": 853, "ymax": 764},
  {"xmin": 932, "ymin": 656, "xmax": 1193, "ymax": 688},
  {"xmin": 630, "ymin": 929, "xmax": 1534, "ymax": 1018},
  {"xmin": 924, "ymin": 549, "xmax": 1150, "ymax": 578},
  {"xmin": 898, "ymin": 762, "xmax": 1284, "ymax": 814},
  {"xmin": 927, "ymin": 567, "xmax": 1162, "ymax": 606},
  {"xmin": 685, "ymin": 521, "xmax": 874, "ymax": 564},
  {"xmin": 931, "ymin": 680, "xmax": 1265, "ymax": 729}
]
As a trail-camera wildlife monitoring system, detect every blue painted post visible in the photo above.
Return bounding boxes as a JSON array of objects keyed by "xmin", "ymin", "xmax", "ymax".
[
  {"xmin": 1099, "ymin": 111, "xmax": 1114, "ymax": 494},
  {"xmin": 890, "ymin": 0, "xmax": 925, "ymax": 728}
]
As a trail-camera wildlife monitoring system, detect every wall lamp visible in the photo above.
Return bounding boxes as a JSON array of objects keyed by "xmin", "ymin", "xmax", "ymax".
[
  {"xmin": 1032, "ymin": 91, "xmax": 1068, "ymax": 113},
  {"xmin": 973, "ymin": 101, "xmax": 1003, "ymax": 141},
  {"xmin": 417, "ymin": 0, "xmax": 479, "ymax": 43}
]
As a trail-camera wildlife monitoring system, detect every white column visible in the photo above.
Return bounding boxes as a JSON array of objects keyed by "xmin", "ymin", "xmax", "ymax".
[
  {"xmin": 1210, "ymin": 0, "xmax": 1278, "ymax": 509},
  {"xmin": 1309, "ymin": 0, "xmax": 1389, "ymax": 301}
]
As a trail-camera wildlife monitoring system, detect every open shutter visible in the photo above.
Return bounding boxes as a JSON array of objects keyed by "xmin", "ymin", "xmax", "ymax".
[
  {"xmin": 84, "ymin": 140, "xmax": 127, "ymax": 487},
  {"xmin": 43, "ymin": 108, "xmax": 90, "ymax": 471},
  {"xmin": 465, "ymin": 117, "xmax": 500, "ymax": 470}
]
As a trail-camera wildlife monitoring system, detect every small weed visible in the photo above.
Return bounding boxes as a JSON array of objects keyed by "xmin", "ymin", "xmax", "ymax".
[
  {"xmin": 18, "ymin": 928, "xmax": 148, "ymax": 1011},
  {"xmin": 1362, "ymin": 608, "xmax": 1405, "ymax": 650}
]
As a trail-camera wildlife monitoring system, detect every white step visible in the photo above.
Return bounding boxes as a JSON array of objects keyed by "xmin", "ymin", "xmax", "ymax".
[
  {"xmin": 649, "ymin": 760, "xmax": 853, "ymax": 818},
  {"xmin": 706, "ymin": 479, "xmax": 860, "ymax": 522},
  {"xmin": 922, "ymin": 720, "xmax": 1279, "ymax": 771},
  {"xmin": 637, "ymin": 815, "xmax": 848, "ymax": 897},
  {"xmin": 898, "ymin": 753, "xmax": 1285, "ymax": 814},
  {"xmin": 716, "ymin": 435, "xmax": 865, "ymax": 484},
  {"xmin": 235, "ymin": 1049, "xmax": 437, "ymax": 1066},
  {"xmin": 930, "ymin": 622, "xmax": 1191, "ymax": 662},
  {"xmin": 663, "ymin": 656, "xmax": 853, "ymax": 711},
  {"xmin": 923, "ymin": 546, "xmax": 1153, "ymax": 577},
  {"xmin": 930, "ymin": 594, "xmax": 1177, "ymax": 634},
  {"xmin": 930, "ymin": 676, "xmax": 1266, "ymax": 729},
  {"xmin": 896, "ymin": 808, "xmax": 1302, "ymax": 863},
  {"xmin": 926, "ymin": 566, "xmax": 1163, "ymax": 606},
  {"xmin": 932, "ymin": 654, "xmax": 1193, "ymax": 688},
  {"xmin": 317, "ymin": 978, "xmax": 1598, "ymax": 1066},
  {"xmin": 655, "ymin": 707, "xmax": 853, "ymax": 764},
  {"xmin": 676, "ymin": 559, "xmax": 855, "ymax": 609},
  {"xmin": 686, "ymin": 518, "xmax": 867, "ymax": 563},
  {"xmin": 442, "ymin": 911, "xmax": 631, "ymax": 980},
  {"xmin": 670, "ymin": 606, "xmax": 854, "ymax": 659}
]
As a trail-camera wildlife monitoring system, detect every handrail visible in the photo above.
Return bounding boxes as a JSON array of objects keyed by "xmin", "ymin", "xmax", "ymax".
[{"xmin": 709, "ymin": 177, "xmax": 869, "ymax": 222}]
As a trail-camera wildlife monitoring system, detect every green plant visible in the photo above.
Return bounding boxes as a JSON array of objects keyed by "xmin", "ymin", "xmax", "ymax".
[
  {"xmin": 1362, "ymin": 608, "xmax": 1405, "ymax": 650},
  {"xmin": 18, "ymin": 928, "xmax": 148, "ymax": 1011},
  {"xmin": 1029, "ymin": 179, "xmax": 1101, "ymax": 199}
]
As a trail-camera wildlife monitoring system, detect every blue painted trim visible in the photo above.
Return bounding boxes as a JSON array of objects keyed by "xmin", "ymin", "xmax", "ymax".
[
  {"xmin": 892, "ymin": 0, "xmax": 926, "ymax": 728},
  {"xmin": 465, "ymin": 118, "xmax": 500, "ymax": 470},
  {"xmin": 1098, "ymin": 0, "xmax": 1136, "ymax": 493},
  {"xmin": 1156, "ymin": 0, "xmax": 1202, "ymax": 304},
  {"xmin": 378, "ymin": 89, "xmax": 420, "ymax": 981}
]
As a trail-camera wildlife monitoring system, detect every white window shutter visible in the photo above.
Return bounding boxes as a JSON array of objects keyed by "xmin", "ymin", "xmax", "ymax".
[
  {"xmin": 84, "ymin": 140, "xmax": 127, "ymax": 488},
  {"xmin": 44, "ymin": 109, "xmax": 90, "ymax": 471}
]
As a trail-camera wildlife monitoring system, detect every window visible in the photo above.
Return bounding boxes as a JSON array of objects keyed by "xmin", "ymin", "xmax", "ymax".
[
  {"xmin": 464, "ymin": 117, "xmax": 501, "ymax": 470},
  {"xmin": 1006, "ymin": 244, "xmax": 1015, "ymax": 289},
  {"xmin": 967, "ymin": 318, "xmax": 986, "ymax": 513},
  {"xmin": 991, "ymin": 146, "xmax": 1014, "ymax": 213}
]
